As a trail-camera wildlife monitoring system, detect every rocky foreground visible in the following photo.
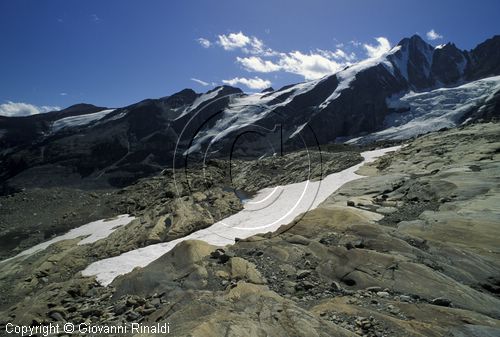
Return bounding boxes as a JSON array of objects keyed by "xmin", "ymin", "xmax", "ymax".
[{"xmin": 1, "ymin": 122, "xmax": 499, "ymax": 336}]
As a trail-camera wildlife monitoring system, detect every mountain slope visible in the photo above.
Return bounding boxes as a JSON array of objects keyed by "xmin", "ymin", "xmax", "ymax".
[{"xmin": 0, "ymin": 35, "xmax": 499, "ymax": 189}]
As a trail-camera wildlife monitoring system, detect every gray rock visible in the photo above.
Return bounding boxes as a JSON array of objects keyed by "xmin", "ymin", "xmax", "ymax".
[
  {"xmin": 376, "ymin": 291, "xmax": 390, "ymax": 298},
  {"xmin": 113, "ymin": 302, "xmax": 127, "ymax": 315},
  {"xmin": 296, "ymin": 270, "xmax": 311, "ymax": 279},
  {"xmin": 48, "ymin": 310, "xmax": 65, "ymax": 322},
  {"xmin": 126, "ymin": 311, "xmax": 142, "ymax": 321},
  {"xmin": 399, "ymin": 295, "xmax": 412, "ymax": 302},
  {"xmin": 330, "ymin": 281, "xmax": 342, "ymax": 291},
  {"xmin": 286, "ymin": 235, "xmax": 310, "ymax": 245},
  {"xmin": 431, "ymin": 297, "xmax": 452, "ymax": 307},
  {"xmin": 303, "ymin": 281, "xmax": 314, "ymax": 290}
]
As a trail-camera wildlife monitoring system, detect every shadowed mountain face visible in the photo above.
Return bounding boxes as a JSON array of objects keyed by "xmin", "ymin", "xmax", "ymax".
[{"xmin": 1, "ymin": 35, "xmax": 499, "ymax": 189}]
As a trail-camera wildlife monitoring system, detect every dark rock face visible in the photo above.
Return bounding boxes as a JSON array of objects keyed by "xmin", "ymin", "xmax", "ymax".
[
  {"xmin": 260, "ymin": 87, "xmax": 274, "ymax": 93},
  {"xmin": 0, "ymin": 104, "xmax": 106, "ymax": 148},
  {"xmin": 431, "ymin": 43, "xmax": 468, "ymax": 85},
  {"xmin": 466, "ymin": 35, "xmax": 500, "ymax": 81},
  {"xmin": 389, "ymin": 35, "xmax": 436, "ymax": 89},
  {"xmin": 307, "ymin": 64, "xmax": 407, "ymax": 144}
]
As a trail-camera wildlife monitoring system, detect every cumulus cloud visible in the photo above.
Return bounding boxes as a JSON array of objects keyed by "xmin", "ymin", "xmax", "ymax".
[
  {"xmin": 218, "ymin": 32, "xmax": 251, "ymax": 50},
  {"xmin": 236, "ymin": 56, "xmax": 281, "ymax": 73},
  {"xmin": 207, "ymin": 31, "xmax": 395, "ymax": 81},
  {"xmin": 190, "ymin": 78, "xmax": 210, "ymax": 86},
  {"xmin": 222, "ymin": 77, "xmax": 271, "ymax": 90},
  {"xmin": 0, "ymin": 101, "xmax": 60, "ymax": 117},
  {"xmin": 426, "ymin": 29, "xmax": 443, "ymax": 41},
  {"xmin": 316, "ymin": 49, "xmax": 357, "ymax": 62},
  {"xmin": 363, "ymin": 37, "xmax": 391, "ymax": 58},
  {"xmin": 217, "ymin": 32, "xmax": 271, "ymax": 55},
  {"xmin": 277, "ymin": 51, "xmax": 346, "ymax": 80},
  {"xmin": 236, "ymin": 50, "xmax": 355, "ymax": 81},
  {"xmin": 197, "ymin": 38, "xmax": 211, "ymax": 48}
]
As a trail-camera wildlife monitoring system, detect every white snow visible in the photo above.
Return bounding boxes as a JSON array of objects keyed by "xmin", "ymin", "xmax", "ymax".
[
  {"xmin": 389, "ymin": 45, "xmax": 409, "ymax": 80},
  {"xmin": 319, "ymin": 53, "xmax": 395, "ymax": 109},
  {"xmin": 52, "ymin": 109, "xmax": 116, "ymax": 132},
  {"xmin": 185, "ymin": 80, "xmax": 322, "ymax": 154},
  {"xmin": 420, "ymin": 43, "xmax": 434, "ymax": 78},
  {"xmin": 176, "ymin": 87, "xmax": 224, "ymax": 120},
  {"xmin": 349, "ymin": 76, "xmax": 500, "ymax": 143},
  {"xmin": 0, "ymin": 215, "xmax": 134, "ymax": 264},
  {"xmin": 290, "ymin": 123, "xmax": 307, "ymax": 138},
  {"xmin": 82, "ymin": 146, "xmax": 401, "ymax": 285}
]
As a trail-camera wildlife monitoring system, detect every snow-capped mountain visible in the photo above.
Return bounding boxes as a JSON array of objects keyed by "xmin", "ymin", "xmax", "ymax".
[{"xmin": 0, "ymin": 35, "xmax": 499, "ymax": 188}]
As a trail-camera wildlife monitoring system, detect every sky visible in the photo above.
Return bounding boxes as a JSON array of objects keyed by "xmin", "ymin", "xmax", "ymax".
[{"xmin": 1, "ymin": 0, "xmax": 499, "ymax": 116}]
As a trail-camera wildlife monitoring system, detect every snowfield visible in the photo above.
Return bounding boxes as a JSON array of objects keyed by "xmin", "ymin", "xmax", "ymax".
[
  {"xmin": 319, "ymin": 51, "xmax": 396, "ymax": 109},
  {"xmin": 0, "ymin": 215, "xmax": 134, "ymax": 264},
  {"xmin": 348, "ymin": 75, "xmax": 500, "ymax": 144},
  {"xmin": 176, "ymin": 87, "xmax": 224, "ymax": 120},
  {"xmin": 185, "ymin": 79, "xmax": 323, "ymax": 155},
  {"xmin": 82, "ymin": 146, "xmax": 401, "ymax": 285},
  {"xmin": 52, "ymin": 109, "xmax": 116, "ymax": 132}
]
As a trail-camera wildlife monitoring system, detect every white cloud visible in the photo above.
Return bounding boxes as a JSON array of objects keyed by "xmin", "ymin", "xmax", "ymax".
[
  {"xmin": 218, "ymin": 32, "xmax": 250, "ymax": 50},
  {"xmin": 0, "ymin": 101, "xmax": 60, "ymax": 117},
  {"xmin": 210, "ymin": 31, "xmax": 396, "ymax": 81},
  {"xmin": 190, "ymin": 78, "xmax": 210, "ymax": 86},
  {"xmin": 91, "ymin": 14, "xmax": 100, "ymax": 22},
  {"xmin": 363, "ymin": 37, "xmax": 391, "ymax": 58},
  {"xmin": 236, "ymin": 50, "xmax": 356, "ymax": 81},
  {"xmin": 197, "ymin": 38, "xmax": 211, "ymax": 48},
  {"xmin": 217, "ymin": 32, "xmax": 270, "ymax": 55},
  {"xmin": 277, "ymin": 51, "xmax": 346, "ymax": 80},
  {"xmin": 316, "ymin": 49, "xmax": 357, "ymax": 62},
  {"xmin": 60, "ymin": 92, "xmax": 68, "ymax": 96},
  {"xmin": 213, "ymin": 31, "xmax": 365, "ymax": 80},
  {"xmin": 236, "ymin": 56, "xmax": 281, "ymax": 73},
  {"xmin": 426, "ymin": 29, "xmax": 443, "ymax": 41},
  {"xmin": 222, "ymin": 77, "xmax": 271, "ymax": 90}
]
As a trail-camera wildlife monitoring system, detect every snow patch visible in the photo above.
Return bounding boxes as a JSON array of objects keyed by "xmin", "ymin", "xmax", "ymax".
[
  {"xmin": 82, "ymin": 146, "xmax": 401, "ymax": 285},
  {"xmin": 185, "ymin": 80, "xmax": 321, "ymax": 155},
  {"xmin": 290, "ymin": 123, "xmax": 307, "ymax": 138},
  {"xmin": 0, "ymin": 215, "xmax": 134, "ymax": 264},
  {"xmin": 176, "ymin": 87, "xmax": 224, "ymax": 120},
  {"xmin": 52, "ymin": 109, "xmax": 116, "ymax": 132},
  {"xmin": 319, "ymin": 54, "xmax": 395, "ymax": 109}
]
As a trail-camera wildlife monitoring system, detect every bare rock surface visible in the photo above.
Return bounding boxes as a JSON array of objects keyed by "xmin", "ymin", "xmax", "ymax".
[{"xmin": 0, "ymin": 123, "xmax": 499, "ymax": 336}]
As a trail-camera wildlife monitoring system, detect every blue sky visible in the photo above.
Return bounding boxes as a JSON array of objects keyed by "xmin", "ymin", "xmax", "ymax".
[{"xmin": 1, "ymin": 0, "xmax": 499, "ymax": 115}]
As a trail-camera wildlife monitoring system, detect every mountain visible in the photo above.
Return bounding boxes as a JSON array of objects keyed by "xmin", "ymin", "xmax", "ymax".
[{"xmin": 1, "ymin": 35, "xmax": 499, "ymax": 189}]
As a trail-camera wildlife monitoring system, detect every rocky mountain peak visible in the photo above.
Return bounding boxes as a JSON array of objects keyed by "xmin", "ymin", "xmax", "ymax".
[
  {"xmin": 389, "ymin": 35, "xmax": 435, "ymax": 89},
  {"xmin": 213, "ymin": 85, "xmax": 244, "ymax": 95},
  {"xmin": 466, "ymin": 35, "xmax": 500, "ymax": 80},
  {"xmin": 261, "ymin": 87, "xmax": 275, "ymax": 93}
]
